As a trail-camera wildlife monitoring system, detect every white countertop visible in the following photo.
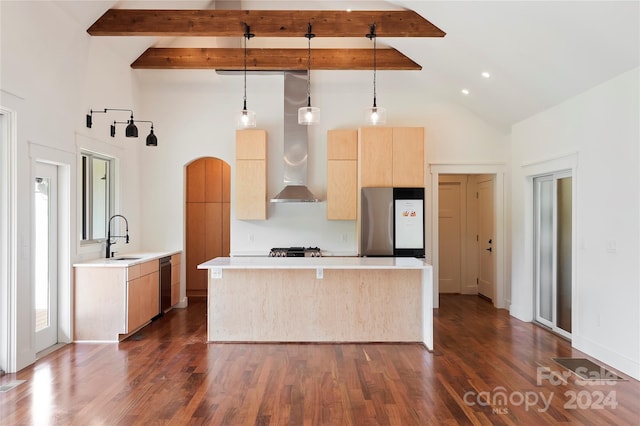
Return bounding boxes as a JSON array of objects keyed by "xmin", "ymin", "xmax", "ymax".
[
  {"xmin": 73, "ymin": 250, "xmax": 182, "ymax": 268},
  {"xmin": 198, "ymin": 256, "xmax": 430, "ymax": 270}
]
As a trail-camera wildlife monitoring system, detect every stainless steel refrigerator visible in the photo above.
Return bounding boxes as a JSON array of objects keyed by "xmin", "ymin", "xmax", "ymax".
[{"xmin": 361, "ymin": 187, "xmax": 425, "ymax": 257}]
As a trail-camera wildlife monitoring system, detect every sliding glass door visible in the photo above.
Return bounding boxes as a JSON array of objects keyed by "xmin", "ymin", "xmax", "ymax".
[{"xmin": 533, "ymin": 172, "xmax": 572, "ymax": 337}]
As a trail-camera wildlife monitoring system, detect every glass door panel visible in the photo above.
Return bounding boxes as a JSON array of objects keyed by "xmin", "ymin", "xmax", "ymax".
[
  {"xmin": 533, "ymin": 172, "xmax": 572, "ymax": 337},
  {"xmin": 34, "ymin": 162, "xmax": 58, "ymax": 352}
]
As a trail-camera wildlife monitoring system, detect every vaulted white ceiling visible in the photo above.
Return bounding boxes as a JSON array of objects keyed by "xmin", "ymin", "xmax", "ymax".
[{"xmin": 54, "ymin": 0, "xmax": 640, "ymax": 131}]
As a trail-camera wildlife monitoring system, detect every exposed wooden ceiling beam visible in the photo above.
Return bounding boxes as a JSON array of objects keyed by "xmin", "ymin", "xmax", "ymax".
[
  {"xmin": 131, "ymin": 48, "xmax": 422, "ymax": 70},
  {"xmin": 88, "ymin": 9, "xmax": 446, "ymax": 38}
]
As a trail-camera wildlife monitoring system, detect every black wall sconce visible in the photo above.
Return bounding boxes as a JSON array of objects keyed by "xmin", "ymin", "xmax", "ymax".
[
  {"xmin": 86, "ymin": 108, "xmax": 157, "ymax": 146},
  {"xmin": 112, "ymin": 120, "xmax": 157, "ymax": 146}
]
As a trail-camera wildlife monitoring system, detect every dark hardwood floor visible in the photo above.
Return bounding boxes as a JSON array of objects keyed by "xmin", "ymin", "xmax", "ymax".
[{"xmin": 1, "ymin": 295, "xmax": 638, "ymax": 425}]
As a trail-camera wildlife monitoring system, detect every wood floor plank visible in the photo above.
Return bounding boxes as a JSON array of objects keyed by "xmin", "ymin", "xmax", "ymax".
[{"xmin": 1, "ymin": 295, "xmax": 638, "ymax": 424}]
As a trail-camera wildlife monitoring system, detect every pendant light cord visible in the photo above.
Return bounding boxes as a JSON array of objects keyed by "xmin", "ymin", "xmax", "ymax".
[
  {"xmin": 242, "ymin": 24, "xmax": 254, "ymax": 111},
  {"xmin": 367, "ymin": 24, "xmax": 378, "ymax": 108},
  {"xmin": 305, "ymin": 23, "xmax": 315, "ymax": 108},
  {"xmin": 243, "ymin": 32, "xmax": 247, "ymax": 110}
]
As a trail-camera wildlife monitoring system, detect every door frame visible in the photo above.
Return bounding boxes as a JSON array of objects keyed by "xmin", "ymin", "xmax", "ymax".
[
  {"xmin": 522, "ymin": 152, "xmax": 578, "ymax": 336},
  {"xmin": 430, "ymin": 163, "xmax": 507, "ymax": 309},
  {"xmin": 0, "ymin": 106, "xmax": 17, "ymax": 373},
  {"xmin": 29, "ymin": 143, "xmax": 74, "ymax": 356}
]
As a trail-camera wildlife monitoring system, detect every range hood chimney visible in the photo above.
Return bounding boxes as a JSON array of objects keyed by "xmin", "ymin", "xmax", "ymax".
[{"xmin": 270, "ymin": 72, "xmax": 320, "ymax": 203}]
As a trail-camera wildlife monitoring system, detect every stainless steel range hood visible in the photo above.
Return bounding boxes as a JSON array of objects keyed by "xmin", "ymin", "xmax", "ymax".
[{"xmin": 271, "ymin": 72, "xmax": 320, "ymax": 203}]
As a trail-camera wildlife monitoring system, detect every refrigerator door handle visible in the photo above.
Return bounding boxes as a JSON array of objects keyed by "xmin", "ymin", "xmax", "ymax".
[{"xmin": 388, "ymin": 202, "xmax": 394, "ymax": 247}]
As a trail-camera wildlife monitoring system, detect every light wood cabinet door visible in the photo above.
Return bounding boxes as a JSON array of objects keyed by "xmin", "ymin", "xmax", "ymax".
[
  {"xmin": 236, "ymin": 160, "xmax": 267, "ymax": 220},
  {"xmin": 327, "ymin": 129, "xmax": 358, "ymax": 220},
  {"xmin": 327, "ymin": 160, "xmax": 357, "ymax": 220},
  {"xmin": 236, "ymin": 130, "xmax": 267, "ymax": 220},
  {"xmin": 392, "ymin": 127, "xmax": 424, "ymax": 187},
  {"xmin": 171, "ymin": 253, "xmax": 181, "ymax": 306},
  {"xmin": 327, "ymin": 129, "xmax": 358, "ymax": 160},
  {"xmin": 358, "ymin": 127, "xmax": 393, "ymax": 187},
  {"xmin": 236, "ymin": 130, "xmax": 267, "ymax": 159},
  {"xmin": 127, "ymin": 270, "xmax": 159, "ymax": 333}
]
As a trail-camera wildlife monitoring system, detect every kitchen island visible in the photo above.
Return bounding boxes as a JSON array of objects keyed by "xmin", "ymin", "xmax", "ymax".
[{"xmin": 198, "ymin": 257, "xmax": 433, "ymax": 349}]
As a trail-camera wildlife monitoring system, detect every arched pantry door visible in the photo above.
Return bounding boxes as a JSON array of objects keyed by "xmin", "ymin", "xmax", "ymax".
[{"xmin": 185, "ymin": 158, "xmax": 230, "ymax": 299}]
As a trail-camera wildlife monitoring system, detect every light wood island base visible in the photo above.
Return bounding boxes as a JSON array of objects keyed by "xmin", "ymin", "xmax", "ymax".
[{"xmin": 199, "ymin": 257, "xmax": 433, "ymax": 349}]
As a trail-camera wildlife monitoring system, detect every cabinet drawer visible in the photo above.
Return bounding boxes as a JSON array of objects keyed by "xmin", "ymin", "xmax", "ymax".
[
  {"xmin": 171, "ymin": 253, "xmax": 181, "ymax": 266},
  {"xmin": 140, "ymin": 259, "xmax": 158, "ymax": 276},
  {"xmin": 127, "ymin": 265, "xmax": 141, "ymax": 281}
]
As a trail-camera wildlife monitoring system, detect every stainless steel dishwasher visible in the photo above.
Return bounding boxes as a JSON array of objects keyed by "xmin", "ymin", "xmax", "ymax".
[{"xmin": 159, "ymin": 256, "xmax": 172, "ymax": 314}]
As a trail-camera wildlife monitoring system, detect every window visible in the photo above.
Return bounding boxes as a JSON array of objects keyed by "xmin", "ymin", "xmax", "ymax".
[{"xmin": 81, "ymin": 151, "xmax": 113, "ymax": 243}]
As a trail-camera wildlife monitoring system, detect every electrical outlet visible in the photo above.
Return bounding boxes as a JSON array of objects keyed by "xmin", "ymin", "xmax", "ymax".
[{"xmin": 316, "ymin": 268, "xmax": 323, "ymax": 279}]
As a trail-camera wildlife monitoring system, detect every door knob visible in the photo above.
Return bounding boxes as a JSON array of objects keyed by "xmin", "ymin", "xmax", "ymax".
[{"xmin": 485, "ymin": 247, "xmax": 492, "ymax": 252}]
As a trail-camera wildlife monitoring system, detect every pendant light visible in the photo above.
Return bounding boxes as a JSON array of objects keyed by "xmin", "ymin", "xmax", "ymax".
[
  {"xmin": 298, "ymin": 23, "xmax": 320, "ymax": 125},
  {"xmin": 365, "ymin": 23, "xmax": 387, "ymax": 125},
  {"xmin": 236, "ymin": 24, "xmax": 256, "ymax": 129}
]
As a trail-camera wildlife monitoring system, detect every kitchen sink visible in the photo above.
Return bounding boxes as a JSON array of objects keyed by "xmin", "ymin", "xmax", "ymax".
[{"xmin": 111, "ymin": 257, "xmax": 142, "ymax": 261}]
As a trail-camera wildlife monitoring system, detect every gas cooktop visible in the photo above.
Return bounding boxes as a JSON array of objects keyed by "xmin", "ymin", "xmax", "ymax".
[{"xmin": 269, "ymin": 247, "xmax": 322, "ymax": 257}]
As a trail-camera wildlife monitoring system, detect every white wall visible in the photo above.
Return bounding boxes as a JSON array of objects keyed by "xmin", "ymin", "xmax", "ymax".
[
  {"xmin": 1, "ymin": 1, "xmax": 143, "ymax": 370},
  {"xmin": 137, "ymin": 68, "xmax": 509, "ymax": 261},
  {"xmin": 510, "ymin": 68, "xmax": 640, "ymax": 380}
]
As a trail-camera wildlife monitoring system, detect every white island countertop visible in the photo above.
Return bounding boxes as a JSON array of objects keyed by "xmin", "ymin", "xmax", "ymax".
[
  {"xmin": 74, "ymin": 250, "xmax": 181, "ymax": 268},
  {"xmin": 198, "ymin": 256, "xmax": 430, "ymax": 270}
]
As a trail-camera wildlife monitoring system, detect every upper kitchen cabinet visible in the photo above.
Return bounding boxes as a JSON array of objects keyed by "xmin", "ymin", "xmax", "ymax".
[
  {"xmin": 358, "ymin": 127, "xmax": 425, "ymax": 188},
  {"xmin": 392, "ymin": 127, "xmax": 424, "ymax": 187},
  {"xmin": 236, "ymin": 129, "xmax": 267, "ymax": 220},
  {"xmin": 327, "ymin": 129, "xmax": 358, "ymax": 220},
  {"xmin": 358, "ymin": 127, "xmax": 393, "ymax": 187}
]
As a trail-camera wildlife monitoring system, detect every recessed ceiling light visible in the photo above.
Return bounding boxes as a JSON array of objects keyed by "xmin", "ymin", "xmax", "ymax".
[
  {"xmin": 461, "ymin": 89, "xmax": 470, "ymax": 95},
  {"xmin": 482, "ymin": 71, "xmax": 491, "ymax": 78}
]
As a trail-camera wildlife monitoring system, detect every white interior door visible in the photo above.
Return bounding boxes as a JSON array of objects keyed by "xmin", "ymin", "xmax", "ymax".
[
  {"xmin": 477, "ymin": 176, "xmax": 495, "ymax": 300},
  {"xmin": 438, "ymin": 177, "xmax": 464, "ymax": 293},
  {"xmin": 34, "ymin": 162, "xmax": 58, "ymax": 352}
]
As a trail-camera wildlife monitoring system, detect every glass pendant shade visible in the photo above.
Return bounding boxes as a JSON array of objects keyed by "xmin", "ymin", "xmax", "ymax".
[
  {"xmin": 298, "ymin": 105, "xmax": 320, "ymax": 125},
  {"xmin": 236, "ymin": 108, "xmax": 257, "ymax": 129},
  {"xmin": 365, "ymin": 105, "xmax": 387, "ymax": 125}
]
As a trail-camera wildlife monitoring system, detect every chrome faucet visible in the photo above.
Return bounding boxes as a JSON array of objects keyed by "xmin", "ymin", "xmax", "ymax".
[{"xmin": 106, "ymin": 214, "xmax": 129, "ymax": 258}]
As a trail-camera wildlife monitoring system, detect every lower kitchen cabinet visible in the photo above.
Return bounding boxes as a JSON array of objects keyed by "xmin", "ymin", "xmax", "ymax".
[
  {"xmin": 127, "ymin": 264, "xmax": 159, "ymax": 333},
  {"xmin": 171, "ymin": 253, "xmax": 181, "ymax": 306},
  {"xmin": 74, "ymin": 259, "xmax": 160, "ymax": 341}
]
